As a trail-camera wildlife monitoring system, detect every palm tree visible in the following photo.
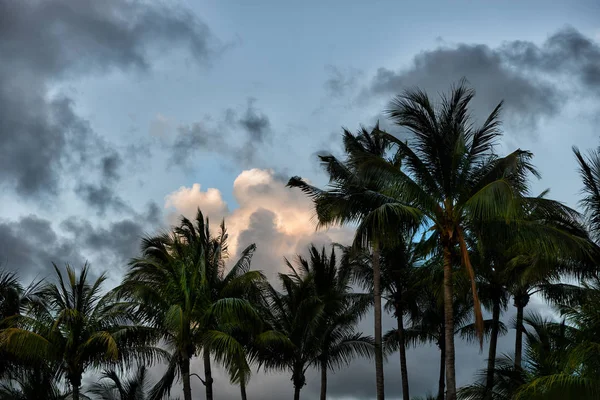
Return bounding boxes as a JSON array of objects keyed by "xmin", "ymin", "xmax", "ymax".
[
  {"xmin": 0, "ymin": 264, "xmax": 154, "ymax": 400},
  {"xmin": 293, "ymin": 245, "xmax": 374, "ymax": 400},
  {"xmin": 460, "ymin": 309, "xmax": 600, "ymax": 400},
  {"xmin": 89, "ymin": 365, "xmax": 180, "ymax": 400},
  {"xmin": 289, "ymin": 124, "xmax": 420, "ymax": 400},
  {"xmin": 468, "ymin": 242, "xmax": 510, "ymax": 396},
  {"xmin": 573, "ymin": 145, "xmax": 600, "ymax": 243},
  {"xmin": 257, "ymin": 267, "xmax": 322, "ymax": 400},
  {"xmin": 346, "ymin": 235, "xmax": 423, "ymax": 400},
  {"xmin": 120, "ymin": 209, "xmax": 262, "ymax": 400},
  {"xmin": 385, "ymin": 268, "xmax": 505, "ymax": 400}
]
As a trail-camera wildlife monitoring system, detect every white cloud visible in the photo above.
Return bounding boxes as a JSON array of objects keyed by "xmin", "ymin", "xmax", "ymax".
[{"xmin": 164, "ymin": 168, "xmax": 353, "ymax": 278}]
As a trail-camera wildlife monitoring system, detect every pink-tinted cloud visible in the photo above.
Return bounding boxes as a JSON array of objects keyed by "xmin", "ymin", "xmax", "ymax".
[{"xmin": 164, "ymin": 168, "xmax": 353, "ymax": 279}]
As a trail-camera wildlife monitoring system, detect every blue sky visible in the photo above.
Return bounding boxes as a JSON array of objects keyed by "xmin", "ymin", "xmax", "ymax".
[{"xmin": 1, "ymin": 0, "xmax": 599, "ymax": 398}]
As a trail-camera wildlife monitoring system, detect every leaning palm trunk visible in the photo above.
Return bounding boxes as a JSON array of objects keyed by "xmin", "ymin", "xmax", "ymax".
[
  {"xmin": 204, "ymin": 349, "xmax": 214, "ymax": 400},
  {"xmin": 485, "ymin": 299, "xmax": 501, "ymax": 392},
  {"xmin": 442, "ymin": 246, "xmax": 457, "ymax": 400},
  {"xmin": 396, "ymin": 304, "xmax": 410, "ymax": 400},
  {"xmin": 320, "ymin": 359, "xmax": 328, "ymax": 400},
  {"xmin": 373, "ymin": 245, "xmax": 385, "ymax": 400}
]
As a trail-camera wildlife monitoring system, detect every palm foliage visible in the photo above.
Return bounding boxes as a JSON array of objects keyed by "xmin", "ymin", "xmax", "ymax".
[
  {"xmin": 0, "ymin": 264, "xmax": 157, "ymax": 400},
  {"xmin": 4, "ymin": 82, "xmax": 600, "ymax": 400},
  {"xmin": 118, "ymin": 209, "xmax": 262, "ymax": 400},
  {"xmin": 256, "ymin": 245, "xmax": 372, "ymax": 400}
]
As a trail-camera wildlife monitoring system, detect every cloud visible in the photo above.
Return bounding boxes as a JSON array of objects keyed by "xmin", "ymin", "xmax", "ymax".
[
  {"xmin": 169, "ymin": 99, "xmax": 273, "ymax": 168},
  {"xmin": 237, "ymin": 98, "xmax": 272, "ymax": 142},
  {"xmin": 367, "ymin": 45, "xmax": 559, "ymax": 129},
  {"xmin": 324, "ymin": 65, "xmax": 363, "ymax": 98},
  {"xmin": 164, "ymin": 168, "xmax": 352, "ymax": 279},
  {"xmin": 101, "ymin": 152, "xmax": 123, "ymax": 182},
  {"xmin": 0, "ymin": 200, "xmax": 163, "ymax": 284},
  {"xmin": 363, "ymin": 26, "xmax": 600, "ymax": 131},
  {"xmin": 501, "ymin": 27, "xmax": 600, "ymax": 92},
  {"xmin": 170, "ymin": 122, "xmax": 227, "ymax": 167},
  {"xmin": 0, "ymin": 0, "xmax": 218, "ymax": 199},
  {"xmin": 0, "ymin": 215, "xmax": 85, "ymax": 281},
  {"xmin": 164, "ymin": 183, "xmax": 230, "ymax": 224},
  {"xmin": 60, "ymin": 202, "xmax": 164, "ymax": 280},
  {"xmin": 75, "ymin": 183, "xmax": 131, "ymax": 216}
]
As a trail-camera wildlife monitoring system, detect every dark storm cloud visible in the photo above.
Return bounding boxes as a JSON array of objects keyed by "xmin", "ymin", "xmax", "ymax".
[
  {"xmin": 501, "ymin": 27, "xmax": 600, "ymax": 91},
  {"xmin": 0, "ymin": 0, "xmax": 217, "ymax": 199},
  {"xmin": 367, "ymin": 45, "xmax": 559, "ymax": 128},
  {"xmin": 0, "ymin": 215, "xmax": 84, "ymax": 280},
  {"xmin": 170, "ymin": 98, "xmax": 272, "ymax": 168},
  {"xmin": 75, "ymin": 183, "xmax": 131, "ymax": 216},
  {"xmin": 101, "ymin": 152, "xmax": 123, "ymax": 182},
  {"xmin": 0, "ymin": 201, "xmax": 164, "ymax": 281},
  {"xmin": 60, "ymin": 202, "xmax": 163, "ymax": 270},
  {"xmin": 170, "ymin": 122, "xmax": 227, "ymax": 167},
  {"xmin": 364, "ymin": 27, "xmax": 600, "ymax": 131},
  {"xmin": 238, "ymin": 98, "xmax": 272, "ymax": 142}
]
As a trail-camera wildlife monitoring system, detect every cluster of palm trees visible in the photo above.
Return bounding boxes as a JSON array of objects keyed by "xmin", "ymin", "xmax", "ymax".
[
  {"xmin": 287, "ymin": 81, "xmax": 600, "ymax": 400},
  {"xmin": 0, "ymin": 213, "xmax": 373, "ymax": 400},
  {"xmin": 2, "ymin": 82, "xmax": 600, "ymax": 400}
]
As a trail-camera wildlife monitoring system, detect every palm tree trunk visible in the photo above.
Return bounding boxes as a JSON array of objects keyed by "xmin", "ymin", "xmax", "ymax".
[
  {"xmin": 320, "ymin": 359, "xmax": 328, "ymax": 400},
  {"xmin": 373, "ymin": 244, "xmax": 385, "ymax": 400},
  {"xmin": 71, "ymin": 380, "xmax": 80, "ymax": 400},
  {"xmin": 396, "ymin": 306, "xmax": 410, "ymax": 400},
  {"xmin": 204, "ymin": 349, "xmax": 214, "ymax": 400},
  {"xmin": 294, "ymin": 386, "xmax": 302, "ymax": 400},
  {"xmin": 514, "ymin": 301, "xmax": 524, "ymax": 369},
  {"xmin": 438, "ymin": 338, "xmax": 445, "ymax": 400},
  {"xmin": 442, "ymin": 246, "xmax": 456, "ymax": 400},
  {"xmin": 240, "ymin": 380, "xmax": 248, "ymax": 400},
  {"xmin": 485, "ymin": 299, "xmax": 501, "ymax": 392},
  {"xmin": 181, "ymin": 357, "xmax": 193, "ymax": 400}
]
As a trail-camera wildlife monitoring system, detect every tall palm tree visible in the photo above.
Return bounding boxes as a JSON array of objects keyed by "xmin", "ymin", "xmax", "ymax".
[
  {"xmin": 289, "ymin": 124, "xmax": 420, "ymax": 400},
  {"xmin": 257, "ymin": 267, "xmax": 323, "ymax": 400},
  {"xmin": 256, "ymin": 246, "xmax": 372, "ymax": 400},
  {"xmin": 120, "ymin": 209, "xmax": 261, "ymax": 400},
  {"xmin": 292, "ymin": 245, "xmax": 374, "ymax": 400},
  {"xmin": 385, "ymin": 268, "xmax": 505, "ymax": 400},
  {"xmin": 89, "ymin": 365, "xmax": 179, "ymax": 400},
  {"xmin": 0, "ymin": 264, "xmax": 154, "ymax": 400},
  {"xmin": 346, "ymin": 235, "xmax": 423, "ymax": 400}
]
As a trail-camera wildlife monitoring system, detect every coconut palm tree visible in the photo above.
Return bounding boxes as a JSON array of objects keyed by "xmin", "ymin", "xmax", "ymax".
[
  {"xmin": 254, "ymin": 246, "xmax": 372, "ymax": 400},
  {"xmin": 293, "ymin": 245, "xmax": 374, "ymax": 400},
  {"xmin": 120, "ymin": 209, "xmax": 262, "ymax": 400},
  {"xmin": 257, "ymin": 268, "xmax": 322, "ymax": 400},
  {"xmin": 289, "ymin": 124, "xmax": 421, "ymax": 400},
  {"xmin": 0, "ymin": 264, "xmax": 156, "ymax": 400},
  {"xmin": 89, "ymin": 365, "xmax": 180, "ymax": 400},
  {"xmin": 0, "ymin": 367, "xmax": 79, "ymax": 400},
  {"xmin": 460, "ymin": 309, "xmax": 600, "ymax": 400},
  {"xmin": 385, "ymin": 267, "xmax": 505, "ymax": 400},
  {"xmin": 346, "ymin": 235, "xmax": 423, "ymax": 400}
]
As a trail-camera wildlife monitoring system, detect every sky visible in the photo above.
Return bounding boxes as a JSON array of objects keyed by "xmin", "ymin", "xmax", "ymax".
[{"xmin": 1, "ymin": 0, "xmax": 600, "ymax": 398}]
